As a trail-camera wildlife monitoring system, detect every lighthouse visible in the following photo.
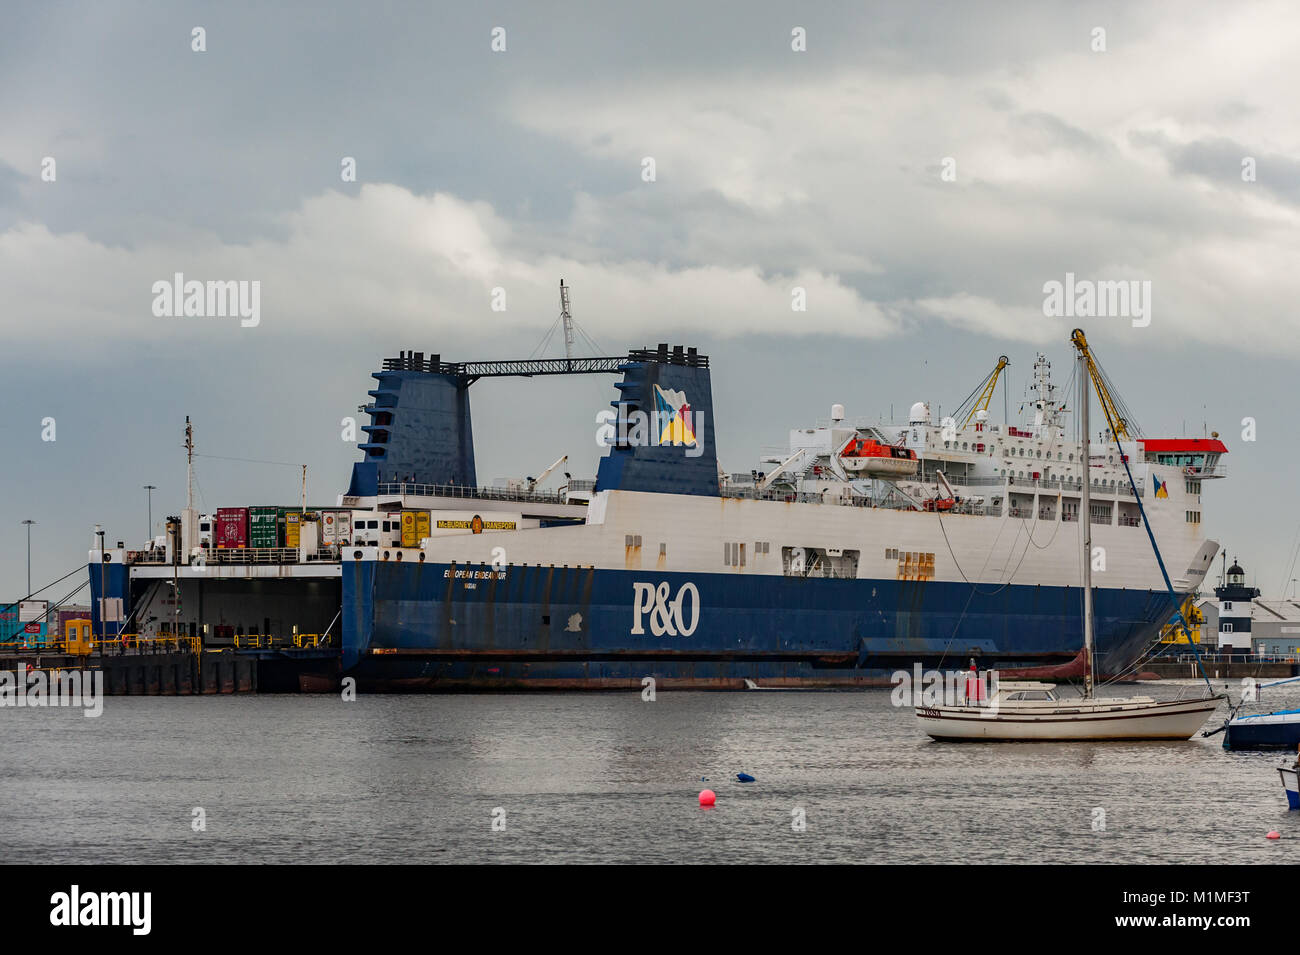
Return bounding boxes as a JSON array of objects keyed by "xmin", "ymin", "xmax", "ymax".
[{"xmin": 1213, "ymin": 558, "xmax": 1259, "ymax": 656}]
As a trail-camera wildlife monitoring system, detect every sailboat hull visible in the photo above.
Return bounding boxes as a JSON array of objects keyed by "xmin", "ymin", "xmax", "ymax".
[
  {"xmin": 916, "ymin": 696, "xmax": 1222, "ymax": 741},
  {"xmin": 1279, "ymin": 766, "xmax": 1300, "ymax": 810}
]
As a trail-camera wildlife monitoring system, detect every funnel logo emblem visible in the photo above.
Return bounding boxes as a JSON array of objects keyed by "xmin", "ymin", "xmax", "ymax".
[{"xmin": 653, "ymin": 384, "xmax": 697, "ymax": 447}]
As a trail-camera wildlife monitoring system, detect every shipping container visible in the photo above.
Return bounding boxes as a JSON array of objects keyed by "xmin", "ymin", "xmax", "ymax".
[
  {"xmin": 319, "ymin": 510, "xmax": 351, "ymax": 546},
  {"xmin": 249, "ymin": 506, "xmax": 280, "ymax": 548},
  {"xmin": 415, "ymin": 510, "xmax": 430, "ymax": 542},
  {"xmin": 400, "ymin": 511, "xmax": 418, "ymax": 547},
  {"xmin": 282, "ymin": 510, "xmax": 301, "ymax": 548},
  {"xmin": 55, "ymin": 605, "xmax": 92, "ymax": 634},
  {"xmin": 215, "ymin": 507, "xmax": 249, "ymax": 548}
]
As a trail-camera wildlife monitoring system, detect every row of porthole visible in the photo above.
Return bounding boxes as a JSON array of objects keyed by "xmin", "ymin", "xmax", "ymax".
[
  {"xmin": 945, "ymin": 441, "xmax": 1084, "ymax": 464},
  {"xmin": 352, "ymin": 549, "xmax": 427, "ymax": 563},
  {"xmin": 999, "ymin": 470, "xmax": 1123, "ymax": 489}
]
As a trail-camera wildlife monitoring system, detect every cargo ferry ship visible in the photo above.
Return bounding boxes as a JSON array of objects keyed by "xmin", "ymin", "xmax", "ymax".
[{"xmin": 88, "ymin": 336, "xmax": 1226, "ymax": 689}]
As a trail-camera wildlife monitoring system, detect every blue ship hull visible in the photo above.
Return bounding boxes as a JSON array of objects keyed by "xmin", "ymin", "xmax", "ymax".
[
  {"xmin": 340, "ymin": 560, "xmax": 1172, "ymax": 689},
  {"xmin": 1224, "ymin": 710, "xmax": 1300, "ymax": 751}
]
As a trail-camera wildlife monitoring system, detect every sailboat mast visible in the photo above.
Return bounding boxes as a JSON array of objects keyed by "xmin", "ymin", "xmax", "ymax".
[{"xmin": 1078, "ymin": 348, "xmax": 1095, "ymax": 697}]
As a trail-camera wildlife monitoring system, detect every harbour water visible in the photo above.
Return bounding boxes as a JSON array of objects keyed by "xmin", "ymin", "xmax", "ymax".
[{"xmin": 2, "ymin": 683, "xmax": 1297, "ymax": 864}]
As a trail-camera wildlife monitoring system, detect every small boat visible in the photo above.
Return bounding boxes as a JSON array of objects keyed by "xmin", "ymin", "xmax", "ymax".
[
  {"xmin": 1208, "ymin": 677, "xmax": 1300, "ymax": 750},
  {"xmin": 1280, "ymin": 762, "xmax": 1299, "ymax": 810},
  {"xmin": 915, "ymin": 337, "xmax": 1225, "ymax": 741},
  {"xmin": 838, "ymin": 437, "xmax": 918, "ymax": 477},
  {"xmin": 742, "ymin": 679, "xmax": 812, "ymax": 691},
  {"xmin": 916, "ymin": 681, "xmax": 1223, "ymax": 741},
  {"xmin": 1224, "ymin": 709, "xmax": 1300, "ymax": 751}
]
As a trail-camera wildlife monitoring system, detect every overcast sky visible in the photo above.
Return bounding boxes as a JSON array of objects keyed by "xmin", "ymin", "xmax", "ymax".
[{"xmin": 3, "ymin": 0, "xmax": 1299, "ymax": 603}]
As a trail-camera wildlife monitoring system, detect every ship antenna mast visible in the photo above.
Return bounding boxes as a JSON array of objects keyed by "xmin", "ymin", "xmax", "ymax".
[
  {"xmin": 559, "ymin": 278, "xmax": 575, "ymax": 367},
  {"xmin": 185, "ymin": 416, "xmax": 194, "ymax": 513}
]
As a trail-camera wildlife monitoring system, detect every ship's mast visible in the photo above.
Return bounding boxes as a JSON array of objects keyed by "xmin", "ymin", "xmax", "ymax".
[
  {"xmin": 1030, "ymin": 354, "xmax": 1063, "ymax": 437},
  {"xmin": 1078, "ymin": 349, "xmax": 1094, "ymax": 698},
  {"xmin": 185, "ymin": 416, "xmax": 194, "ymax": 513}
]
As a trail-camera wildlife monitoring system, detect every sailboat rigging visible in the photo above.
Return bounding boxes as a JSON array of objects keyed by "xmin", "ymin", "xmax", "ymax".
[{"xmin": 916, "ymin": 330, "xmax": 1225, "ymax": 741}]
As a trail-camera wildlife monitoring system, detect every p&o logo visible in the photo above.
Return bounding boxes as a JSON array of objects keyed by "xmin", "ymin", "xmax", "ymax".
[{"xmin": 631, "ymin": 581, "xmax": 700, "ymax": 636}]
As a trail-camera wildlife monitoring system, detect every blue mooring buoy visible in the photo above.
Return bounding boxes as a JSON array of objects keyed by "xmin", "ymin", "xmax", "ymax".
[{"xmin": 736, "ymin": 772, "xmax": 755, "ymax": 783}]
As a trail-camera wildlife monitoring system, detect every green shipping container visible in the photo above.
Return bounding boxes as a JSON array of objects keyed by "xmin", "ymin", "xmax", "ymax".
[{"xmin": 249, "ymin": 507, "xmax": 280, "ymax": 548}]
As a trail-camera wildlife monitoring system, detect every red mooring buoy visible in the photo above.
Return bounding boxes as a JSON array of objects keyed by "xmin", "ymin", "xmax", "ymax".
[
  {"xmin": 699, "ymin": 789, "xmax": 716, "ymax": 807},
  {"xmin": 1267, "ymin": 830, "xmax": 1281, "ymax": 840}
]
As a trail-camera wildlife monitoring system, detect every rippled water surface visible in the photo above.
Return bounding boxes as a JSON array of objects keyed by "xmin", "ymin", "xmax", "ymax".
[{"xmin": 2, "ymin": 683, "xmax": 1298, "ymax": 863}]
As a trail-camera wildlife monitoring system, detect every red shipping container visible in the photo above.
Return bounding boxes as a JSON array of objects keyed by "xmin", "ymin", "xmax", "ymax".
[{"xmin": 215, "ymin": 507, "xmax": 249, "ymax": 548}]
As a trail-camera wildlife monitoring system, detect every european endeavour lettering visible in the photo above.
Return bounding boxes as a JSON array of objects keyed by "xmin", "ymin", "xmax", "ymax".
[{"xmin": 631, "ymin": 581, "xmax": 700, "ymax": 636}]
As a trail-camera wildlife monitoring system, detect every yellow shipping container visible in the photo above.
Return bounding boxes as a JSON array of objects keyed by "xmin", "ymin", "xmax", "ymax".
[
  {"xmin": 401, "ymin": 511, "xmax": 418, "ymax": 547},
  {"xmin": 285, "ymin": 511, "xmax": 301, "ymax": 548}
]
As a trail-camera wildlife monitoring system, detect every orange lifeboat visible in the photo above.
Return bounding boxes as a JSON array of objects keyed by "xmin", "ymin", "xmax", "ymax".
[{"xmin": 839, "ymin": 437, "xmax": 919, "ymax": 477}]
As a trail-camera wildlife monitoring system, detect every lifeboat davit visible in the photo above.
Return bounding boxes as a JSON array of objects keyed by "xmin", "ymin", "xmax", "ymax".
[{"xmin": 839, "ymin": 437, "xmax": 918, "ymax": 477}]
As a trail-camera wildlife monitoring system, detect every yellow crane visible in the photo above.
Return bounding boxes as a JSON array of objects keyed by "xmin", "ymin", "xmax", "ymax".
[
  {"xmin": 1069, "ymin": 329, "xmax": 1131, "ymax": 441},
  {"xmin": 1158, "ymin": 596, "xmax": 1204, "ymax": 644},
  {"xmin": 960, "ymin": 355, "xmax": 1009, "ymax": 429}
]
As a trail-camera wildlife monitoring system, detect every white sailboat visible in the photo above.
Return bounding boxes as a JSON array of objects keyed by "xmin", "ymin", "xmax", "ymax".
[{"xmin": 916, "ymin": 332, "xmax": 1225, "ymax": 741}]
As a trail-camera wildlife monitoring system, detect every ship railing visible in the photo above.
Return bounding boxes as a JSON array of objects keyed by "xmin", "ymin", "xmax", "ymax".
[
  {"xmin": 128, "ymin": 547, "xmax": 343, "ymax": 567},
  {"xmin": 5, "ymin": 634, "xmax": 204, "ymax": 656},
  {"xmin": 230, "ymin": 633, "xmax": 324, "ymax": 650},
  {"xmin": 1118, "ymin": 516, "xmax": 1142, "ymax": 527},
  {"xmin": 1172, "ymin": 652, "xmax": 1298, "ymax": 664},
  {"xmin": 208, "ymin": 546, "xmax": 341, "ymax": 564},
  {"xmin": 377, "ymin": 482, "xmax": 582, "ymax": 506},
  {"xmin": 128, "ymin": 550, "xmax": 170, "ymax": 565}
]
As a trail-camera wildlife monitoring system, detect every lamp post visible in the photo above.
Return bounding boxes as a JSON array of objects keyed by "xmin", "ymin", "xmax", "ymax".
[
  {"xmin": 21, "ymin": 520, "xmax": 35, "ymax": 597},
  {"xmin": 144, "ymin": 485, "xmax": 157, "ymax": 542}
]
